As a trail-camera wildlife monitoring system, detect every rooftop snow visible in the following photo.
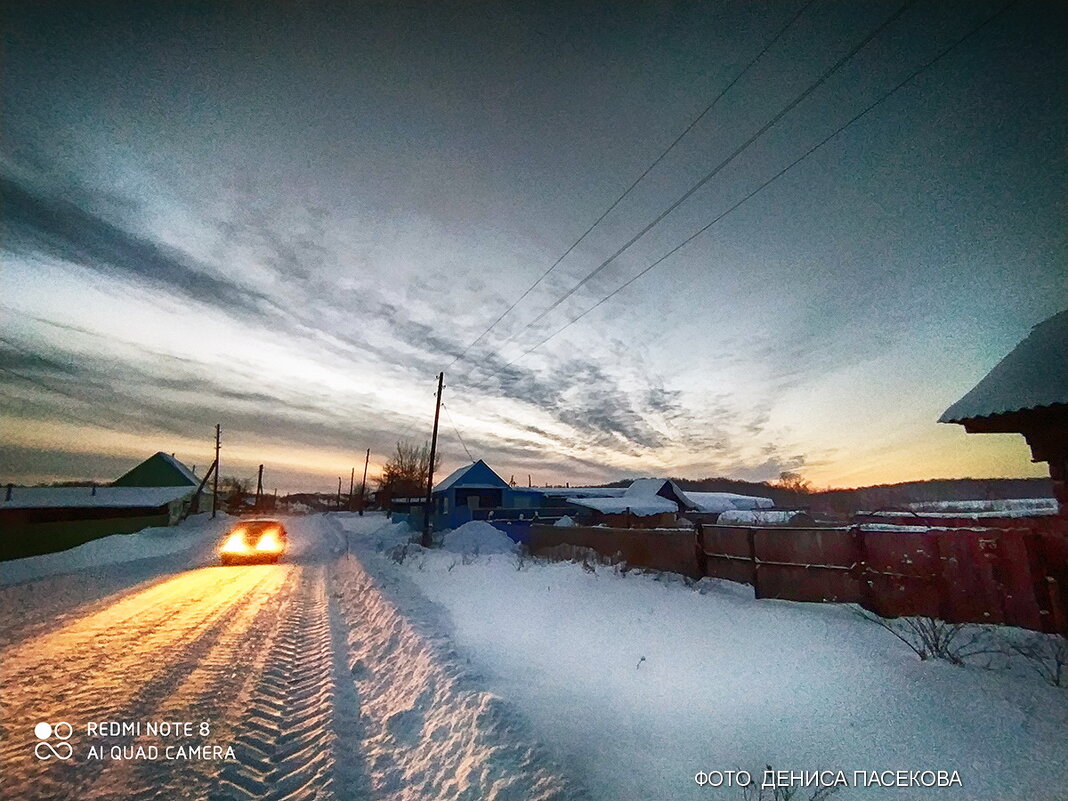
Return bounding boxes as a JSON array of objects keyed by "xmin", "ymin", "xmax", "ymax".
[
  {"xmin": 524, "ymin": 487, "xmax": 625, "ymax": 498},
  {"xmin": 683, "ymin": 491, "xmax": 774, "ymax": 512},
  {"xmin": 0, "ymin": 486, "xmax": 198, "ymax": 510},
  {"xmin": 717, "ymin": 509, "xmax": 804, "ymax": 525},
  {"xmin": 940, "ymin": 308, "xmax": 1068, "ymax": 423},
  {"xmin": 566, "ymin": 496, "xmax": 678, "ymax": 517}
]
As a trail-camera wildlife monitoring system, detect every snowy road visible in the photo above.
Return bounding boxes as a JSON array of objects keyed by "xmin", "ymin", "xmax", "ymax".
[
  {"xmin": 0, "ymin": 516, "xmax": 573, "ymax": 801},
  {"xmin": 0, "ymin": 517, "xmax": 362, "ymax": 801}
]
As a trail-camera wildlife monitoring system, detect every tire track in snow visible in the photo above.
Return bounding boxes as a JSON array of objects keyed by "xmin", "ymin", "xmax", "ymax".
[{"xmin": 210, "ymin": 565, "xmax": 368, "ymax": 801}]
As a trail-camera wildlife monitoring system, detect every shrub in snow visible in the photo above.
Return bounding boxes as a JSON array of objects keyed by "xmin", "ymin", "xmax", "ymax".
[
  {"xmin": 442, "ymin": 521, "xmax": 518, "ymax": 555},
  {"xmin": 742, "ymin": 768, "xmax": 840, "ymax": 800},
  {"xmin": 1000, "ymin": 631, "xmax": 1068, "ymax": 688},
  {"xmin": 856, "ymin": 611, "xmax": 999, "ymax": 666}
]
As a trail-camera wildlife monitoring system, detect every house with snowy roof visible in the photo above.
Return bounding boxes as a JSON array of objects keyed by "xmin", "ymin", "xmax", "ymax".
[
  {"xmin": 560, "ymin": 479, "xmax": 774, "ymax": 528},
  {"xmin": 389, "ymin": 459, "xmax": 550, "ymax": 532},
  {"xmin": 0, "ymin": 452, "xmax": 206, "ymax": 561},
  {"xmin": 940, "ymin": 308, "xmax": 1067, "ymax": 516}
]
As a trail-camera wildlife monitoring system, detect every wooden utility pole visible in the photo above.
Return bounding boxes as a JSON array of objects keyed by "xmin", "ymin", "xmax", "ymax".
[
  {"xmin": 422, "ymin": 372, "xmax": 444, "ymax": 547},
  {"xmin": 212, "ymin": 424, "xmax": 221, "ymax": 518},
  {"xmin": 255, "ymin": 464, "xmax": 264, "ymax": 508},
  {"xmin": 337, "ymin": 477, "xmax": 342, "ymax": 510},
  {"xmin": 348, "ymin": 467, "xmax": 355, "ymax": 511},
  {"xmin": 359, "ymin": 448, "xmax": 370, "ymax": 516}
]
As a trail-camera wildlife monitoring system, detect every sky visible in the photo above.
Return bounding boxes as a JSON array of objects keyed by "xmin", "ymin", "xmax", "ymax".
[{"xmin": 1, "ymin": 0, "xmax": 1065, "ymax": 493}]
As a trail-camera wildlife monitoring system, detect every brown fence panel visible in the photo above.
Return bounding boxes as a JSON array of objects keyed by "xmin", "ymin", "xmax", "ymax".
[
  {"xmin": 860, "ymin": 530, "xmax": 942, "ymax": 619},
  {"xmin": 1026, "ymin": 533, "xmax": 1068, "ymax": 635},
  {"xmin": 752, "ymin": 527, "xmax": 864, "ymax": 603},
  {"xmin": 529, "ymin": 525, "xmax": 702, "ymax": 578},
  {"xmin": 698, "ymin": 526, "xmax": 753, "ymax": 585},
  {"xmin": 992, "ymin": 532, "xmax": 1045, "ymax": 629},
  {"xmin": 935, "ymin": 529, "xmax": 1006, "ymax": 625}
]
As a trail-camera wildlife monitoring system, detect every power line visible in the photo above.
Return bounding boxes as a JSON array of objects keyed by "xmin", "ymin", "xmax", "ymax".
[
  {"xmin": 441, "ymin": 402, "xmax": 475, "ymax": 462},
  {"xmin": 473, "ymin": 0, "xmax": 1020, "ymax": 376},
  {"xmin": 460, "ymin": 0, "xmax": 916, "ymax": 385},
  {"xmin": 445, "ymin": 0, "xmax": 819, "ymax": 371}
]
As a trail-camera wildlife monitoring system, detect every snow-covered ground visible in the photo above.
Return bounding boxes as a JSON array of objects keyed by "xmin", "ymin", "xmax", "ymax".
[
  {"xmin": 341, "ymin": 516, "xmax": 1068, "ymax": 801},
  {"xmin": 4, "ymin": 511, "xmax": 1063, "ymax": 800}
]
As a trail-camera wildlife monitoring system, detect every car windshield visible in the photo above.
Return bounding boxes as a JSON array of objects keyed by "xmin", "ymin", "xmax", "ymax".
[{"xmin": 238, "ymin": 521, "xmax": 280, "ymax": 536}]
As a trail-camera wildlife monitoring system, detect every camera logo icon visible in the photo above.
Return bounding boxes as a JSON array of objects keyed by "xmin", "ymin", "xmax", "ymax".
[{"xmin": 34, "ymin": 721, "xmax": 73, "ymax": 761}]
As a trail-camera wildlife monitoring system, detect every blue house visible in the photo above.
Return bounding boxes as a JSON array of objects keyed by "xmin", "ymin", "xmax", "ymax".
[{"xmin": 391, "ymin": 459, "xmax": 570, "ymax": 541}]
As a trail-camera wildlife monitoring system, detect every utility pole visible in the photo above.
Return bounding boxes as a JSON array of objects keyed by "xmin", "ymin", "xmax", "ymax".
[
  {"xmin": 359, "ymin": 448, "xmax": 370, "ymax": 516},
  {"xmin": 348, "ymin": 467, "xmax": 355, "ymax": 512},
  {"xmin": 422, "ymin": 372, "xmax": 444, "ymax": 548},
  {"xmin": 337, "ymin": 477, "xmax": 342, "ymax": 511},
  {"xmin": 212, "ymin": 424, "xmax": 221, "ymax": 518},
  {"xmin": 255, "ymin": 464, "xmax": 264, "ymax": 509}
]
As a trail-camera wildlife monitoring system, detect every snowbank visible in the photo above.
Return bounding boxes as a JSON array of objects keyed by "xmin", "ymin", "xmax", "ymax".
[
  {"xmin": 0, "ymin": 513, "xmax": 228, "ymax": 586},
  {"xmin": 443, "ymin": 521, "xmax": 518, "ymax": 554},
  {"xmin": 553, "ymin": 516, "xmax": 575, "ymax": 527},
  {"xmin": 332, "ymin": 538, "xmax": 576, "ymax": 800}
]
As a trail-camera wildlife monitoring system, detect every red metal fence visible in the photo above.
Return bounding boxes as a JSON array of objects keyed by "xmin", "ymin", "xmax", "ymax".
[
  {"xmin": 699, "ymin": 524, "xmax": 1068, "ymax": 635},
  {"xmin": 529, "ymin": 522, "xmax": 1068, "ymax": 635}
]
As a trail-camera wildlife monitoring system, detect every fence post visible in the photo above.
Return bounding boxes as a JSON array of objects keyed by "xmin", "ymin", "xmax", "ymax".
[
  {"xmin": 748, "ymin": 528, "xmax": 760, "ymax": 597},
  {"xmin": 695, "ymin": 525, "xmax": 708, "ymax": 578},
  {"xmin": 850, "ymin": 525, "xmax": 874, "ymax": 613}
]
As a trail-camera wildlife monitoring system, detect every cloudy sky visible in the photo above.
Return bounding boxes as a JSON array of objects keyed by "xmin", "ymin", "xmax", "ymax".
[{"xmin": 2, "ymin": 0, "xmax": 1065, "ymax": 492}]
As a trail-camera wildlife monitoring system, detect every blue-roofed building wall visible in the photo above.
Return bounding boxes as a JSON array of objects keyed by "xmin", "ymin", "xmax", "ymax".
[{"xmin": 389, "ymin": 460, "xmax": 575, "ymax": 539}]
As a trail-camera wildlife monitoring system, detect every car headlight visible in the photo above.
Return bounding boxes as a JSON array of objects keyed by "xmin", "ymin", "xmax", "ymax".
[
  {"xmin": 221, "ymin": 532, "xmax": 248, "ymax": 553},
  {"xmin": 255, "ymin": 532, "xmax": 282, "ymax": 552}
]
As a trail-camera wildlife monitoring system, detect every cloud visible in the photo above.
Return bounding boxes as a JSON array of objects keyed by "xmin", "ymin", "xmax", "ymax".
[{"xmin": 1, "ymin": 172, "xmax": 272, "ymax": 320}]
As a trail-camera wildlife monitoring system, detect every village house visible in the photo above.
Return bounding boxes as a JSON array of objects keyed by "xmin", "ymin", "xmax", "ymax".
[
  {"xmin": 940, "ymin": 308, "xmax": 1067, "ymax": 517},
  {"xmin": 0, "ymin": 452, "xmax": 206, "ymax": 561}
]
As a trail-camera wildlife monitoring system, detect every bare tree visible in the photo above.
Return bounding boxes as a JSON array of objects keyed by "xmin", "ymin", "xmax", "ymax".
[
  {"xmin": 774, "ymin": 471, "xmax": 813, "ymax": 507},
  {"xmin": 375, "ymin": 441, "xmax": 440, "ymax": 508}
]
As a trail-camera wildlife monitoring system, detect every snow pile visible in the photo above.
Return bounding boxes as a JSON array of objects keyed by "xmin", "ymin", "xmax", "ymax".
[
  {"xmin": 332, "ymin": 546, "xmax": 576, "ymax": 800},
  {"xmin": 553, "ymin": 516, "xmax": 576, "ymax": 527},
  {"xmin": 0, "ymin": 513, "xmax": 227, "ymax": 586},
  {"xmin": 335, "ymin": 512, "xmax": 414, "ymax": 550},
  {"xmin": 443, "ymin": 521, "xmax": 518, "ymax": 554}
]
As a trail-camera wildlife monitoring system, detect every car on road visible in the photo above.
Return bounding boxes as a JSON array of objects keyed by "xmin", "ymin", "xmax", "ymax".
[{"xmin": 219, "ymin": 519, "xmax": 287, "ymax": 565}]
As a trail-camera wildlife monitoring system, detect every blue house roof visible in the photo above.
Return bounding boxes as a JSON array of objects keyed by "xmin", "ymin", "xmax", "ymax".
[{"xmin": 433, "ymin": 459, "xmax": 508, "ymax": 493}]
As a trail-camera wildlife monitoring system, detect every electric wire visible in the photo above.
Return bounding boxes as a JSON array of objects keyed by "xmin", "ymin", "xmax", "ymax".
[
  {"xmin": 458, "ymin": 0, "xmax": 917, "ymax": 388},
  {"xmin": 441, "ymin": 402, "xmax": 475, "ymax": 462},
  {"xmin": 469, "ymin": 0, "xmax": 1019, "ymax": 380},
  {"xmin": 445, "ymin": 0, "xmax": 820, "ymax": 371}
]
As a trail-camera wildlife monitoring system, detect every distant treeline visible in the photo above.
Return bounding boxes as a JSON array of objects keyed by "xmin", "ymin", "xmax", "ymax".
[{"xmin": 594, "ymin": 476, "xmax": 1054, "ymax": 514}]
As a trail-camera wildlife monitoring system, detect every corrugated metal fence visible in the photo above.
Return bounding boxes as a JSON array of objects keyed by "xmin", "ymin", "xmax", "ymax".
[{"xmin": 529, "ymin": 522, "xmax": 1068, "ymax": 635}]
